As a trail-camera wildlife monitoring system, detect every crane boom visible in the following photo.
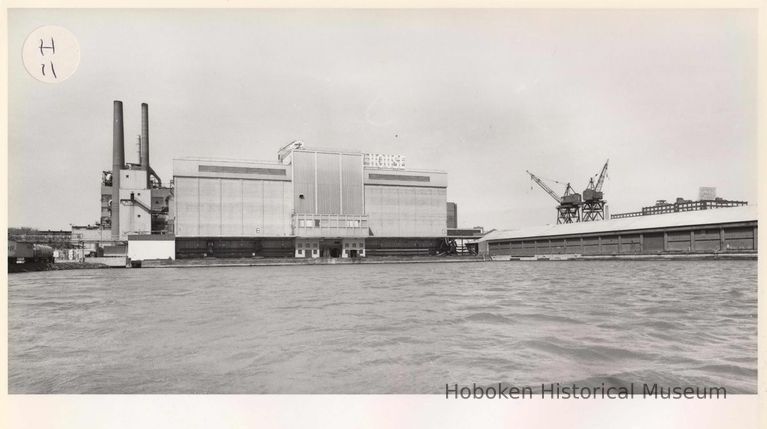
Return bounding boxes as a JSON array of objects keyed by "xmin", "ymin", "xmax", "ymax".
[
  {"xmin": 527, "ymin": 170, "xmax": 561, "ymax": 204},
  {"xmin": 594, "ymin": 159, "xmax": 609, "ymax": 192}
]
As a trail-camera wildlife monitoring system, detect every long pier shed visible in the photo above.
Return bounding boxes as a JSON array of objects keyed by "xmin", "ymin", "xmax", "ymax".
[{"xmin": 479, "ymin": 205, "xmax": 757, "ymax": 257}]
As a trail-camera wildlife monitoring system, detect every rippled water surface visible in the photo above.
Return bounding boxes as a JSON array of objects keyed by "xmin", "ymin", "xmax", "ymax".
[{"xmin": 9, "ymin": 260, "xmax": 757, "ymax": 393}]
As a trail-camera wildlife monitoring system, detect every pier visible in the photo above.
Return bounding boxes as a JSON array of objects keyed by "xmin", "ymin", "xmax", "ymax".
[{"xmin": 478, "ymin": 205, "xmax": 757, "ymax": 258}]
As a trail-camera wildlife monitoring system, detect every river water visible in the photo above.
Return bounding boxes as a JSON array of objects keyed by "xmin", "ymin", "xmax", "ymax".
[{"xmin": 8, "ymin": 260, "xmax": 757, "ymax": 394}]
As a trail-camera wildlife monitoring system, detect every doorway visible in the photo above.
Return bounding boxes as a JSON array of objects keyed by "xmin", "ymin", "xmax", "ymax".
[{"xmin": 321, "ymin": 240, "xmax": 343, "ymax": 258}]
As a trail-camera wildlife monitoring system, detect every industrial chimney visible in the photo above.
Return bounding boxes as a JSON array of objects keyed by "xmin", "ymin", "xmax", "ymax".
[
  {"xmin": 141, "ymin": 103, "xmax": 150, "ymax": 186},
  {"xmin": 112, "ymin": 100, "xmax": 125, "ymax": 240}
]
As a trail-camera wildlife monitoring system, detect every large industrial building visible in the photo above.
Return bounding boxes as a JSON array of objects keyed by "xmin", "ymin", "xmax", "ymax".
[
  {"xmin": 173, "ymin": 142, "xmax": 449, "ymax": 258},
  {"xmin": 102, "ymin": 101, "xmax": 456, "ymax": 261}
]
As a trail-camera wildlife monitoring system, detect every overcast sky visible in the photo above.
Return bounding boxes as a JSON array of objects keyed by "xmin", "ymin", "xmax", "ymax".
[{"xmin": 8, "ymin": 9, "xmax": 758, "ymax": 230}]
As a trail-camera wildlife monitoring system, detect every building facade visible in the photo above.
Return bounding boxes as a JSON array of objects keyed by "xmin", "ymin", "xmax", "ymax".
[{"xmin": 173, "ymin": 142, "xmax": 449, "ymax": 258}]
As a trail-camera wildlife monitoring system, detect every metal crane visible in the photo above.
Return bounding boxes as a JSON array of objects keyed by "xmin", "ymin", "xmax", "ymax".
[
  {"xmin": 527, "ymin": 170, "xmax": 560, "ymax": 203},
  {"xmin": 582, "ymin": 159, "xmax": 609, "ymax": 221},
  {"xmin": 527, "ymin": 170, "xmax": 581, "ymax": 224}
]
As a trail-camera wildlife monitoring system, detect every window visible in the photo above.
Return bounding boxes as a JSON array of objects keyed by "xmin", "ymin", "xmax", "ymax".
[
  {"xmin": 352, "ymin": 243, "xmax": 356, "ymax": 248},
  {"xmin": 368, "ymin": 173, "xmax": 430, "ymax": 182},
  {"xmin": 198, "ymin": 165, "xmax": 286, "ymax": 176},
  {"xmin": 299, "ymin": 220, "xmax": 305, "ymax": 227},
  {"xmin": 345, "ymin": 243, "xmax": 349, "ymax": 248},
  {"xmin": 298, "ymin": 249, "xmax": 303, "ymax": 255},
  {"xmin": 313, "ymin": 249, "xmax": 318, "ymax": 255},
  {"xmin": 314, "ymin": 220, "xmax": 321, "ymax": 227}
]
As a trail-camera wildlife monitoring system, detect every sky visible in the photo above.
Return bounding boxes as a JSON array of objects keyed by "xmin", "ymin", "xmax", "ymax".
[{"xmin": 7, "ymin": 9, "xmax": 758, "ymax": 230}]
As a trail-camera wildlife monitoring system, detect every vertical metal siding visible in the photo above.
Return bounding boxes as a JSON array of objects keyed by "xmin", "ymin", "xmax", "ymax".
[
  {"xmin": 364, "ymin": 185, "xmax": 447, "ymax": 237},
  {"xmin": 316, "ymin": 152, "xmax": 340, "ymax": 214},
  {"xmin": 198, "ymin": 178, "xmax": 222, "ymax": 236},
  {"xmin": 175, "ymin": 176, "xmax": 292, "ymax": 238},
  {"xmin": 292, "ymin": 151, "xmax": 316, "ymax": 214},
  {"xmin": 384, "ymin": 185, "xmax": 398, "ymax": 235},
  {"xmin": 403, "ymin": 187, "xmax": 412, "ymax": 236},
  {"xmin": 283, "ymin": 181, "xmax": 294, "ymax": 235},
  {"xmin": 365, "ymin": 185, "xmax": 383, "ymax": 236},
  {"xmin": 221, "ymin": 179, "xmax": 243, "ymax": 236},
  {"xmin": 341, "ymin": 154, "xmax": 364, "ymax": 214},
  {"xmin": 242, "ymin": 180, "xmax": 264, "ymax": 236},
  {"xmin": 263, "ymin": 181, "xmax": 286, "ymax": 235},
  {"xmin": 174, "ymin": 177, "xmax": 199, "ymax": 237}
]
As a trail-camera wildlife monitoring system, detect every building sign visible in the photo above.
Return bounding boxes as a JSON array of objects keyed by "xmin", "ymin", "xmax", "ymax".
[
  {"xmin": 699, "ymin": 187, "xmax": 717, "ymax": 201},
  {"xmin": 364, "ymin": 153, "xmax": 406, "ymax": 170}
]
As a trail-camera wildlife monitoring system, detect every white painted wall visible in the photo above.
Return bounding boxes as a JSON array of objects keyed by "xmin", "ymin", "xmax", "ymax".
[
  {"xmin": 342, "ymin": 238, "xmax": 365, "ymax": 258},
  {"xmin": 128, "ymin": 240, "xmax": 175, "ymax": 261},
  {"xmin": 295, "ymin": 239, "xmax": 319, "ymax": 258}
]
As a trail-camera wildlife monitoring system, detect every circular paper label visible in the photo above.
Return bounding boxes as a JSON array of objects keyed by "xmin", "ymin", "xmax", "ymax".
[{"xmin": 22, "ymin": 25, "xmax": 81, "ymax": 83}]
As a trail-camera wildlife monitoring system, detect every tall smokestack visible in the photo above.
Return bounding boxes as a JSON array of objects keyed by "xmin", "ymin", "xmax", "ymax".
[
  {"xmin": 112, "ymin": 100, "xmax": 125, "ymax": 240},
  {"xmin": 141, "ymin": 103, "xmax": 150, "ymax": 186},
  {"xmin": 136, "ymin": 135, "xmax": 142, "ymax": 163}
]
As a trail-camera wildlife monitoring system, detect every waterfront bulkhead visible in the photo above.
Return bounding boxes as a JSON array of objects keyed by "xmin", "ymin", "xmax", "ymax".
[{"xmin": 172, "ymin": 142, "xmax": 449, "ymax": 258}]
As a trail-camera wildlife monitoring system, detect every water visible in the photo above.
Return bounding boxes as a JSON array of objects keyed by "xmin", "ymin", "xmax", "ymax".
[{"xmin": 8, "ymin": 260, "xmax": 757, "ymax": 394}]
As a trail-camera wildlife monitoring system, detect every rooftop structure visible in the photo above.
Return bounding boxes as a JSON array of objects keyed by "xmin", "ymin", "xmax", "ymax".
[{"xmin": 611, "ymin": 198, "xmax": 748, "ymax": 219}]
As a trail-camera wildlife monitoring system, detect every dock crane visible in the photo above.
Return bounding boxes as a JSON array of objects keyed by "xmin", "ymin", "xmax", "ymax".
[
  {"xmin": 581, "ymin": 159, "xmax": 609, "ymax": 221},
  {"xmin": 526, "ymin": 170, "xmax": 582, "ymax": 224}
]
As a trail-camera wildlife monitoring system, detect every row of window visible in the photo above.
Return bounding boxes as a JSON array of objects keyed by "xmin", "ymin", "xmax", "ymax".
[
  {"xmin": 296, "ymin": 249, "xmax": 319, "ymax": 256},
  {"xmin": 296, "ymin": 242, "xmax": 319, "ymax": 249},
  {"xmin": 297, "ymin": 219, "xmax": 362, "ymax": 228},
  {"xmin": 368, "ymin": 173, "xmax": 431, "ymax": 182},
  {"xmin": 198, "ymin": 165, "xmax": 287, "ymax": 176},
  {"xmin": 296, "ymin": 242, "xmax": 364, "ymax": 249}
]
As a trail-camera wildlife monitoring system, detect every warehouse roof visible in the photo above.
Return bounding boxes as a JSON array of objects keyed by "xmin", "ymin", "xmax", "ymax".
[
  {"xmin": 480, "ymin": 205, "xmax": 758, "ymax": 242},
  {"xmin": 175, "ymin": 156, "xmax": 284, "ymax": 165}
]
